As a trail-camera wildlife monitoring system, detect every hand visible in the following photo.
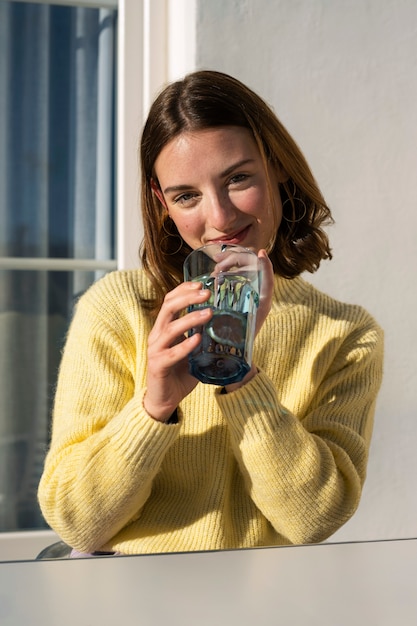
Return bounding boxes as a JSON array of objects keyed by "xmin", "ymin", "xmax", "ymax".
[
  {"xmin": 254, "ymin": 249, "xmax": 274, "ymax": 338},
  {"xmin": 144, "ymin": 282, "xmax": 212, "ymax": 422}
]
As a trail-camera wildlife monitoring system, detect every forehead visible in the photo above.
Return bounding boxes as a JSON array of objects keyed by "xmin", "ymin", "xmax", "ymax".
[{"xmin": 154, "ymin": 126, "xmax": 262, "ymax": 180}]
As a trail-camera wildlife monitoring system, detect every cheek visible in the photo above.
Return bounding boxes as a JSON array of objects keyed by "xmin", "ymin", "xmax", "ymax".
[
  {"xmin": 170, "ymin": 212, "xmax": 203, "ymax": 240},
  {"xmin": 245, "ymin": 188, "xmax": 274, "ymax": 219},
  {"xmin": 254, "ymin": 187, "xmax": 283, "ymax": 234},
  {"xmin": 173, "ymin": 214, "xmax": 193, "ymax": 229},
  {"xmin": 234, "ymin": 188, "xmax": 266, "ymax": 215}
]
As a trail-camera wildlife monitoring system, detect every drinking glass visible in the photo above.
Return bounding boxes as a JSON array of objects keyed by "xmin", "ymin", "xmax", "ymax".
[{"xmin": 183, "ymin": 243, "xmax": 261, "ymax": 385}]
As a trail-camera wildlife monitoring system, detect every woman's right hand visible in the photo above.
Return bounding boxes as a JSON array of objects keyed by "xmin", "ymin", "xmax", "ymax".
[{"xmin": 143, "ymin": 282, "xmax": 213, "ymax": 422}]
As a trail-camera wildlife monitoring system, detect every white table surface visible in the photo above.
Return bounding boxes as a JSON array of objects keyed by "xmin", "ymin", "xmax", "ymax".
[{"xmin": 1, "ymin": 538, "xmax": 416, "ymax": 626}]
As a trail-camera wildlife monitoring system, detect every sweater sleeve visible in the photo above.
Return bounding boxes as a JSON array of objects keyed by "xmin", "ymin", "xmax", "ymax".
[
  {"xmin": 216, "ymin": 312, "xmax": 384, "ymax": 545},
  {"xmin": 37, "ymin": 276, "xmax": 180, "ymax": 553}
]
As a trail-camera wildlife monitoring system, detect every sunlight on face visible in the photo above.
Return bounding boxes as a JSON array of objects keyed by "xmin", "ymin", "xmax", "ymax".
[{"xmin": 154, "ymin": 126, "xmax": 286, "ymax": 252}]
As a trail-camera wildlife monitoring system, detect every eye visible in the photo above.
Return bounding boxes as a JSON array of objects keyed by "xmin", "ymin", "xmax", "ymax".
[
  {"xmin": 173, "ymin": 192, "xmax": 199, "ymax": 206},
  {"xmin": 228, "ymin": 173, "xmax": 250, "ymax": 185}
]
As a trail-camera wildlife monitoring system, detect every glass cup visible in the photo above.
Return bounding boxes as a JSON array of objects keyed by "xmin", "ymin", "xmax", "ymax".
[{"xmin": 183, "ymin": 243, "xmax": 261, "ymax": 385}]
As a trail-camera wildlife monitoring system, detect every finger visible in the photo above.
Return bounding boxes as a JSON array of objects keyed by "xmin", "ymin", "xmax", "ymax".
[
  {"xmin": 254, "ymin": 250, "xmax": 274, "ymax": 334},
  {"xmin": 213, "ymin": 251, "xmax": 256, "ymax": 274},
  {"xmin": 153, "ymin": 282, "xmax": 211, "ymax": 329},
  {"xmin": 258, "ymin": 249, "xmax": 274, "ymax": 303},
  {"xmin": 148, "ymin": 331, "xmax": 204, "ymax": 373},
  {"xmin": 150, "ymin": 306, "xmax": 213, "ymax": 349}
]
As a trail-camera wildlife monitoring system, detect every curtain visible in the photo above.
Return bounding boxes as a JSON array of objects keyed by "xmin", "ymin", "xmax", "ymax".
[{"xmin": 0, "ymin": 1, "xmax": 116, "ymax": 531}]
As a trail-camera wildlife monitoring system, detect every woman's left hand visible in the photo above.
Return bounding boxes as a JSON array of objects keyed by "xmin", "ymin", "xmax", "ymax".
[{"xmin": 254, "ymin": 249, "xmax": 274, "ymax": 337}]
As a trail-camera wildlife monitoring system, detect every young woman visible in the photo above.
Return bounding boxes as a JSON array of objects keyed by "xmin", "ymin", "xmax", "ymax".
[{"xmin": 38, "ymin": 70, "xmax": 383, "ymax": 556}]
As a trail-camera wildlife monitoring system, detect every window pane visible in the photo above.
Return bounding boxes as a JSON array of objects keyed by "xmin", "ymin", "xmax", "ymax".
[
  {"xmin": 0, "ymin": 268, "xmax": 106, "ymax": 531},
  {"xmin": 0, "ymin": 0, "xmax": 117, "ymax": 261},
  {"xmin": 0, "ymin": 0, "xmax": 117, "ymax": 532}
]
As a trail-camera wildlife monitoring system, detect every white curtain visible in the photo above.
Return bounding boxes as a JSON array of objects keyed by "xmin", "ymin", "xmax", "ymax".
[{"xmin": 0, "ymin": 1, "xmax": 116, "ymax": 530}]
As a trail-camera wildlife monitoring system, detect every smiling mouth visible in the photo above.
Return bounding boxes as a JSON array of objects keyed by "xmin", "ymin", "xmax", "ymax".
[{"xmin": 210, "ymin": 225, "xmax": 251, "ymax": 245}]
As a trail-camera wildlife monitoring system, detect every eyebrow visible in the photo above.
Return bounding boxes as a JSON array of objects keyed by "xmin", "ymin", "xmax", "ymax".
[
  {"xmin": 162, "ymin": 184, "xmax": 194, "ymax": 195},
  {"xmin": 220, "ymin": 158, "xmax": 255, "ymax": 178},
  {"xmin": 162, "ymin": 158, "xmax": 256, "ymax": 195}
]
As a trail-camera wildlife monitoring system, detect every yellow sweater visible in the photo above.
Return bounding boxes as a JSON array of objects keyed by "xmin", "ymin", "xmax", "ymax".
[{"xmin": 38, "ymin": 270, "xmax": 383, "ymax": 554}]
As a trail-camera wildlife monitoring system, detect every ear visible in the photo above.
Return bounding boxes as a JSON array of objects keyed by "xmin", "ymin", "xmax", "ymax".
[{"xmin": 151, "ymin": 178, "xmax": 167, "ymax": 208}]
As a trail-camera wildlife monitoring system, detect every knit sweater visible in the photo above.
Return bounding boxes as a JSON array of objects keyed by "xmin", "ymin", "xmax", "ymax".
[{"xmin": 38, "ymin": 270, "xmax": 384, "ymax": 554}]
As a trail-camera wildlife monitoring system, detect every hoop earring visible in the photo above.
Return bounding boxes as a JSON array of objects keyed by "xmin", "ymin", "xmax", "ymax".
[
  {"xmin": 282, "ymin": 182, "xmax": 307, "ymax": 224},
  {"xmin": 161, "ymin": 217, "xmax": 183, "ymax": 255}
]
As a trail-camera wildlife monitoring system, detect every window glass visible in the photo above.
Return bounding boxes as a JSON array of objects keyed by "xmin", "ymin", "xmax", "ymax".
[{"xmin": 0, "ymin": 0, "xmax": 117, "ymax": 531}]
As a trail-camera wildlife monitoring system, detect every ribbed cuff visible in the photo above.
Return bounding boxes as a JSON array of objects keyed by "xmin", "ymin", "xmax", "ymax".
[{"xmin": 216, "ymin": 370, "xmax": 291, "ymax": 443}]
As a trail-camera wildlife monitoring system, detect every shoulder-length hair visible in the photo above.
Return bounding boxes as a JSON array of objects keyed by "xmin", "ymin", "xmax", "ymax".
[{"xmin": 140, "ymin": 70, "xmax": 333, "ymax": 317}]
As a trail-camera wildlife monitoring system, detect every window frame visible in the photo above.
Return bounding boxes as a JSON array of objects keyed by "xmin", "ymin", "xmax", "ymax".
[
  {"xmin": 1, "ymin": 0, "xmax": 196, "ymax": 271},
  {"xmin": 0, "ymin": 0, "xmax": 120, "ymax": 273},
  {"xmin": 0, "ymin": 0, "xmax": 196, "ymax": 540},
  {"xmin": 117, "ymin": 0, "xmax": 196, "ymax": 269}
]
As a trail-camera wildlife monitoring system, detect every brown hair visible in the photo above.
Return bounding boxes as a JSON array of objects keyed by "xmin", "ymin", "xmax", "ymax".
[{"xmin": 140, "ymin": 70, "xmax": 333, "ymax": 316}]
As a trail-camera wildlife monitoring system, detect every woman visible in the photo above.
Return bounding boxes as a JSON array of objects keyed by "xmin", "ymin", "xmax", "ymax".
[{"xmin": 38, "ymin": 70, "xmax": 383, "ymax": 556}]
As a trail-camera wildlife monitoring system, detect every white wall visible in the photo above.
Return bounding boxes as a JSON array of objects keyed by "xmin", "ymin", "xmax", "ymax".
[
  {"xmin": 4, "ymin": 0, "xmax": 413, "ymax": 559},
  {"xmin": 196, "ymin": 0, "xmax": 417, "ymax": 542}
]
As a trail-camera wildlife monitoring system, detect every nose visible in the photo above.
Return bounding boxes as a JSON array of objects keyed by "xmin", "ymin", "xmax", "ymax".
[{"xmin": 205, "ymin": 189, "xmax": 237, "ymax": 231}]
